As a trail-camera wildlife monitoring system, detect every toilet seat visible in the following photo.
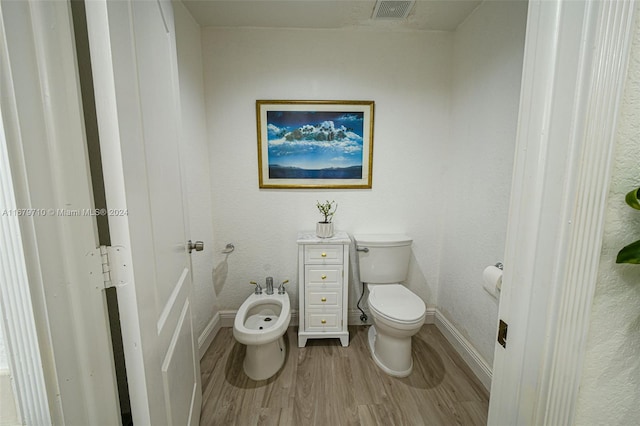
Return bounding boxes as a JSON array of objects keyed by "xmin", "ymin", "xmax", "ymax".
[{"xmin": 368, "ymin": 284, "xmax": 426, "ymax": 325}]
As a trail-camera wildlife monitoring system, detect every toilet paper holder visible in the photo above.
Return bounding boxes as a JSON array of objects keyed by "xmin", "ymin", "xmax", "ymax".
[{"xmin": 483, "ymin": 262, "xmax": 504, "ymax": 299}]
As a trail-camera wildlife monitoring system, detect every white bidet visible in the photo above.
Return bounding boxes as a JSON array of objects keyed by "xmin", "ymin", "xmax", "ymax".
[{"xmin": 233, "ymin": 292, "xmax": 291, "ymax": 380}]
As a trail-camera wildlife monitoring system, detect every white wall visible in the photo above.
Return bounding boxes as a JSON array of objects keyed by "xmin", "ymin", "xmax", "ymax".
[
  {"xmin": 201, "ymin": 27, "xmax": 452, "ymax": 312},
  {"xmin": 174, "ymin": 2, "xmax": 218, "ymax": 339},
  {"xmin": 438, "ymin": 1, "xmax": 527, "ymax": 365},
  {"xmin": 575, "ymin": 5, "xmax": 640, "ymax": 423}
]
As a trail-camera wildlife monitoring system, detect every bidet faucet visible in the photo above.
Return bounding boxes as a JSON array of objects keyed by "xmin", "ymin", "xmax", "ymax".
[
  {"xmin": 278, "ymin": 279, "xmax": 289, "ymax": 294},
  {"xmin": 250, "ymin": 281, "xmax": 262, "ymax": 295},
  {"xmin": 265, "ymin": 276, "xmax": 274, "ymax": 295}
]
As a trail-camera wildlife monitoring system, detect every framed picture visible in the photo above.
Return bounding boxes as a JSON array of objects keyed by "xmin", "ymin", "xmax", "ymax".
[{"xmin": 256, "ymin": 100, "xmax": 374, "ymax": 189}]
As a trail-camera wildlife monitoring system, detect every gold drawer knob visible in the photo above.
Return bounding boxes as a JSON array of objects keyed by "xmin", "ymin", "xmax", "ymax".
[
  {"xmin": 321, "ymin": 252, "xmax": 327, "ymax": 257},
  {"xmin": 321, "ymin": 275, "xmax": 327, "ymax": 280},
  {"xmin": 321, "ymin": 297, "xmax": 327, "ymax": 302},
  {"xmin": 321, "ymin": 319, "xmax": 326, "ymax": 324}
]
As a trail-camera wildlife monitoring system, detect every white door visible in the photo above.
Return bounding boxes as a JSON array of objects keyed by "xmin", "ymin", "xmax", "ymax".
[{"xmin": 85, "ymin": 1, "xmax": 201, "ymax": 424}]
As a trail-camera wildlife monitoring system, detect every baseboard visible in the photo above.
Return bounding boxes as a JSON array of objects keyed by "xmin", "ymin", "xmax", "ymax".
[
  {"xmin": 347, "ymin": 308, "xmax": 436, "ymax": 326},
  {"xmin": 218, "ymin": 310, "xmax": 235, "ymax": 328},
  {"xmin": 424, "ymin": 307, "xmax": 437, "ymax": 325},
  {"xmin": 221, "ymin": 308, "xmax": 367, "ymax": 328},
  {"xmin": 433, "ymin": 309, "xmax": 492, "ymax": 390},
  {"xmin": 217, "ymin": 308, "xmax": 436, "ymax": 329},
  {"xmin": 348, "ymin": 308, "xmax": 370, "ymax": 325},
  {"xmin": 198, "ymin": 312, "xmax": 221, "ymax": 360}
]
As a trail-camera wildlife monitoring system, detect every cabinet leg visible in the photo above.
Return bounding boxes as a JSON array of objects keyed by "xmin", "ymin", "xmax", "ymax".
[
  {"xmin": 298, "ymin": 336, "xmax": 307, "ymax": 348},
  {"xmin": 340, "ymin": 335, "xmax": 349, "ymax": 347}
]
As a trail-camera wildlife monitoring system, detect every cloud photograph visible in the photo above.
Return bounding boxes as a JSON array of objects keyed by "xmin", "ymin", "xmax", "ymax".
[{"xmin": 265, "ymin": 110, "xmax": 365, "ymax": 178}]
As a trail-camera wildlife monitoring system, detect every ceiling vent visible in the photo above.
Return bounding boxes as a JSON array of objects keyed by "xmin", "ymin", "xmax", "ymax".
[{"xmin": 372, "ymin": 0, "xmax": 416, "ymax": 20}]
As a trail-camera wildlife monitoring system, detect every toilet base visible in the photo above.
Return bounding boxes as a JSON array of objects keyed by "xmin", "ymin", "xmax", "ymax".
[
  {"xmin": 243, "ymin": 336, "xmax": 286, "ymax": 381},
  {"xmin": 368, "ymin": 326, "xmax": 413, "ymax": 377}
]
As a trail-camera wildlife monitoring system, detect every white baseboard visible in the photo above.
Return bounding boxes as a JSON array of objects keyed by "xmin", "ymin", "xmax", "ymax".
[
  {"xmin": 198, "ymin": 312, "xmax": 221, "ymax": 360},
  {"xmin": 215, "ymin": 309, "xmax": 424, "ymax": 328},
  {"xmin": 347, "ymin": 308, "xmax": 437, "ymax": 326},
  {"xmin": 218, "ymin": 310, "xmax": 235, "ymax": 328},
  {"xmin": 221, "ymin": 309, "xmax": 371, "ymax": 327},
  {"xmin": 208, "ymin": 307, "xmax": 491, "ymax": 390},
  {"xmin": 220, "ymin": 308, "xmax": 366, "ymax": 328},
  {"xmin": 348, "ymin": 308, "xmax": 369, "ymax": 325},
  {"xmin": 424, "ymin": 307, "xmax": 437, "ymax": 325},
  {"xmin": 219, "ymin": 309, "xmax": 301, "ymax": 328},
  {"xmin": 433, "ymin": 309, "xmax": 492, "ymax": 390}
]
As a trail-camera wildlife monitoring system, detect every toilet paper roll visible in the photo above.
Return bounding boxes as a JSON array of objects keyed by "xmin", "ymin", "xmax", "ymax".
[{"xmin": 483, "ymin": 265, "xmax": 503, "ymax": 291}]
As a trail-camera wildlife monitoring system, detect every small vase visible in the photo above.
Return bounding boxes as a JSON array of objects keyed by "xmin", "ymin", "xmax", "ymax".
[{"xmin": 316, "ymin": 222, "xmax": 334, "ymax": 238}]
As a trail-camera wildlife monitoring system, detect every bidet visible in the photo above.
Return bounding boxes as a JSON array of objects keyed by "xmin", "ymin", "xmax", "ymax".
[{"xmin": 233, "ymin": 290, "xmax": 291, "ymax": 380}]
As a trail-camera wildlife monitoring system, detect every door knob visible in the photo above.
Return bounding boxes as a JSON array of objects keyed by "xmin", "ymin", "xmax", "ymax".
[{"xmin": 187, "ymin": 240, "xmax": 204, "ymax": 253}]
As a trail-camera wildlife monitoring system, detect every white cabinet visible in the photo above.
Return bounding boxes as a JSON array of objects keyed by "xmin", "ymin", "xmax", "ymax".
[{"xmin": 297, "ymin": 231, "xmax": 350, "ymax": 347}]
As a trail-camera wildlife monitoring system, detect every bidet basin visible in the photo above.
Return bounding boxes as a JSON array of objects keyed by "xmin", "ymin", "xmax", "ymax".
[{"xmin": 233, "ymin": 291, "xmax": 291, "ymax": 380}]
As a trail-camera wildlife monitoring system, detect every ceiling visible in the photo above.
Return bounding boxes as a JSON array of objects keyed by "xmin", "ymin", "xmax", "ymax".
[{"xmin": 181, "ymin": 0, "xmax": 484, "ymax": 32}]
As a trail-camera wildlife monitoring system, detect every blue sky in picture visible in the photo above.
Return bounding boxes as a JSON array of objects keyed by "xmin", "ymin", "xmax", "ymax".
[{"xmin": 266, "ymin": 110, "xmax": 364, "ymax": 170}]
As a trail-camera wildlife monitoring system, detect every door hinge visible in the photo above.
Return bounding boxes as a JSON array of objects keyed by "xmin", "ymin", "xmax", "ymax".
[
  {"xmin": 87, "ymin": 245, "xmax": 128, "ymax": 290},
  {"xmin": 99, "ymin": 245, "xmax": 113, "ymax": 289},
  {"xmin": 498, "ymin": 319, "xmax": 508, "ymax": 348}
]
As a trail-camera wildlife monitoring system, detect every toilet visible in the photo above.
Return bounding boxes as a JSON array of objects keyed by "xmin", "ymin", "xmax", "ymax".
[
  {"xmin": 354, "ymin": 234, "xmax": 426, "ymax": 377},
  {"xmin": 233, "ymin": 291, "xmax": 291, "ymax": 380}
]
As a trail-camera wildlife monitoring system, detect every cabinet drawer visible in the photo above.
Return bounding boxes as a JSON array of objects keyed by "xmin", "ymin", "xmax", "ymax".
[
  {"xmin": 305, "ymin": 245, "xmax": 344, "ymax": 264},
  {"xmin": 306, "ymin": 309, "xmax": 341, "ymax": 331},
  {"xmin": 306, "ymin": 266, "xmax": 342, "ymax": 286},
  {"xmin": 306, "ymin": 290, "xmax": 341, "ymax": 307}
]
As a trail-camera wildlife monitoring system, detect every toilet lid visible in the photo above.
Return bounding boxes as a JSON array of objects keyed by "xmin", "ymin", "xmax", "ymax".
[{"xmin": 368, "ymin": 284, "xmax": 426, "ymax": 323}]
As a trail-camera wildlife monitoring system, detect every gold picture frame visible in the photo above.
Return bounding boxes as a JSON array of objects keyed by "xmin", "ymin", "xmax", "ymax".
[{"xmin": 256, "ymin": 100, "xmax": 374, "ymax": 189}]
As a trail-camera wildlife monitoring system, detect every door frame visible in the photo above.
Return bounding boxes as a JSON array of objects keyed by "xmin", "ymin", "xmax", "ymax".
[
  {"xmin": 489, "ymin": 0, "xmax": 636, "ymax": 424},
  {"xmin": 0, "ymin": 60, "xmax": 49, "ymax": 426}
]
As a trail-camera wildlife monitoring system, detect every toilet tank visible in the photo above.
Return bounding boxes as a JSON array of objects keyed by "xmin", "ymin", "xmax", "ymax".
[{"xmin": 354, "ymin": 234, "xmax": 412, "ymax": 284}]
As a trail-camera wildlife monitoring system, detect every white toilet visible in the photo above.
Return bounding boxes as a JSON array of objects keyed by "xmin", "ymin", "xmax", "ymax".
[
  {"xmin": 233, "ymin": 289, "xmax": 291, "ymax": 381},
  {"xmin": 354, "ymin": 234, "xmax": 426, "ymax": 377}
]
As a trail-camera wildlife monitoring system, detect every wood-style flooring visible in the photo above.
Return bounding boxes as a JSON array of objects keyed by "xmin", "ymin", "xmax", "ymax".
[{"xmin": 200, "ymin": 325, "xmax": 489, "ymax": 426}]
